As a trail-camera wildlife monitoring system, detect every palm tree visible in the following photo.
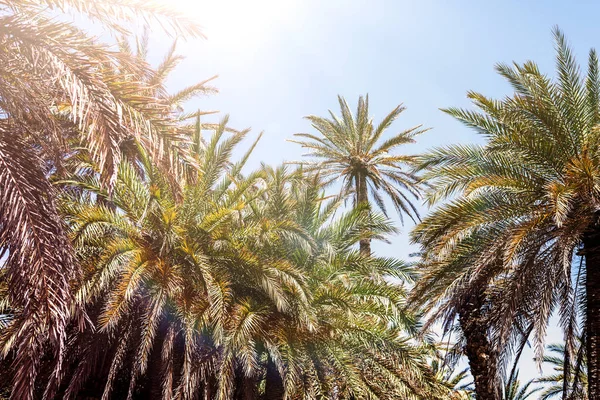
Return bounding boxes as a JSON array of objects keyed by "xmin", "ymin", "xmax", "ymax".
[
  {"xmin": 247, "ymin": 166, "xmax": 448, "ymax": 399},
  {"xmin": 291, "ymin": 95, "xmax": 427, "ymax": 255},
  {"xmin": 411, "ymin": 27, "xmax": 600, "ymax": 398},
  {"xmin": 535, "ymin": 342, "xmax": 587, "ymax": 399},
  {"xmin": 55, "ymin": 120, "xmax": 285, "ymax": 399},
  {"xmin": 0, "ymin": 1, "xmax": 200, "ymax": 398}
]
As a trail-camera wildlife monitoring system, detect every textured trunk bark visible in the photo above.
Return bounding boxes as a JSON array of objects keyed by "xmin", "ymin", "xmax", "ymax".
[
  {"xmin": 584, "ymin": 226, "xmax": 600, "ymax": 399},
  {"xmin": 263, "ymin": 358, "xmax": 284, "ymax": 400},
  {"xmin": 459, "ymin": 289, "xmax": 501, "ymax": 400},
  {"xmin": 355, "ymin": 173, "xmax": 370, "ymax": 256}
]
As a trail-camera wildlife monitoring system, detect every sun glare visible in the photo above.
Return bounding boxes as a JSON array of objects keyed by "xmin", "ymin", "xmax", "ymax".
[{"xmin": 174, "ymin": 0, "xmax": 300, "ymax": 51}]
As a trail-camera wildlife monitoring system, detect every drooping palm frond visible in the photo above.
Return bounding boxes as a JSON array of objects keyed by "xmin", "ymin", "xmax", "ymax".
[
  {"xmin": 0, "ymin": 130, "xmax": 77, "ymax": 400},
  {"xmin": 0, "ymin": 1, "xmax": 204, "ymax": 398}
]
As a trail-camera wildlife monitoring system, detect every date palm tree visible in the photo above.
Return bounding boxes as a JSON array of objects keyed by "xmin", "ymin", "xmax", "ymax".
[
  {"xmin": 269, "ymin": 167, "xmax": 439, "ymax": 398},
  {"xmin": 242, "ymin": 166, "xmax": 449, "ymax": 399},
  {"xmin": 291, "ymin": 95, "xmax": 427, "ymax": 255},
  {"xmin": 411, "ymin": 27, "xmax": 600, "ymax": 398},
  {"xmin": 55, "ymin": 119, "xmax": 285, "ymax": 399}
]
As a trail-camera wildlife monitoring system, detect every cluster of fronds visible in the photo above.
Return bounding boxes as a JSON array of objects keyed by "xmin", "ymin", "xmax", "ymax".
[
  {"xmin": 34, "ymin": 122, "xmax": 447, "ymax": 399},
  {"xmin": 0, "ymin": 0, "xmax": 204, "ymax": 398}
]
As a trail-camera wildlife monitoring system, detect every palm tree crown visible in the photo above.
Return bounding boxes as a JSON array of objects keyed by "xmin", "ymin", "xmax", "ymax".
[{"xmin": 292, "ymin": 95, "xmax": 427, "ymax": 254}]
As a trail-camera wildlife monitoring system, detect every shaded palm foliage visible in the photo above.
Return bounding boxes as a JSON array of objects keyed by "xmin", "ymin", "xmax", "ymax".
[
  {"xmin": 411, "ymin": 27, "xmax": 600, "ymax": 399},
  {"xmin": 291, "ymin": 95, "xmax": 427, "ymax": 255},
  {"xmin": 535, "ymin": 341, "xmax": 587, "ymax": 399}
]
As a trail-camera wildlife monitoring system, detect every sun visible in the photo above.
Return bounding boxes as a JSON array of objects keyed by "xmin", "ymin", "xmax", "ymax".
[{"xmin": 172, "ymin": 0, "xmax": 300, "ymax": 52}]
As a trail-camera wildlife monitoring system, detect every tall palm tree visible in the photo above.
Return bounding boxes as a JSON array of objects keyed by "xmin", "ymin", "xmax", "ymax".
[
  {"xmin": 411, "ymin": 27, "xmax": 600, "ymax": 398},
  {"xmin": 291, "ymin": 95, "xmax": 427, "ymax": 255},
  {"xmin": 0, "ymin": 2, "xmax": 200, "ymax": 398}
]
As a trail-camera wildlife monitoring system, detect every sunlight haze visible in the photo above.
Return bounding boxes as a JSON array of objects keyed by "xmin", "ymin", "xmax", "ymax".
[{"xmin": 1, "ymin": 0, "xmax": 598, "ymax": 398}]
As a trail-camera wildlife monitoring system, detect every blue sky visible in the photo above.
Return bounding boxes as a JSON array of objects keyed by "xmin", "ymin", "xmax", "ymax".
[{"xmin": 147, "ymin": 0, "xmax": 600, "ymax": 385}]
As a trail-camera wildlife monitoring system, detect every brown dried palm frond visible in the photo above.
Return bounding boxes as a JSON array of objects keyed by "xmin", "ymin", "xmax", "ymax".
[
  {"xmin": 0, "ymin": 129, "xmax": 75, "ymax": 400},
  {"xmin": 0, "ymin": 1, "xmax": 203, "ymax": 398}
]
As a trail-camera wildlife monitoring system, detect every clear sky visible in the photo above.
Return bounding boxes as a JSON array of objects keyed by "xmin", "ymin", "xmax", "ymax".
[{"xmin": 149, "ymin": 0, "xmax": 597, "ymax": 387}]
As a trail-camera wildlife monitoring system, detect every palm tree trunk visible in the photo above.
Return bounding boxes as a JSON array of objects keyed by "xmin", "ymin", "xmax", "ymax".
[
  {"xmin": 204, "ymin": 382, "xmax": 213, "ymax": 400},
  {"xmin": 263, "ymin": 357, "xmax": 284, "ymax": 400},
  {"xmin": 355, "ymin": 172, "xmax": 370, "ymax": 256},
  {"xmin": 583, "ymin": 226, "xmax": 600, "ymax": 398},
  {"xmin": 458, "ymin": 289, "xmax": 501, "ymax": 400},
  {"xmin": 235, "ymin": 374, "xmax": 257, "ymax": 400}
]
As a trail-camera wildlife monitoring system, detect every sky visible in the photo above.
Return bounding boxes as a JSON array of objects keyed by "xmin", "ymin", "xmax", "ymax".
[{"xmin": 143, "ymin": 0, "xmax": 600, "ymax": 387}]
